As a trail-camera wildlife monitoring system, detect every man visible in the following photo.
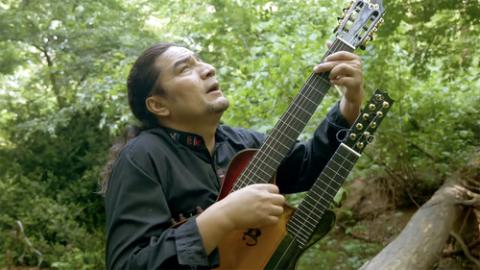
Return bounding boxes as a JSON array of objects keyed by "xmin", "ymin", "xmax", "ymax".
[{"xmin": 103, "ymin": 42, "xmax": 363, "ymax": 269}]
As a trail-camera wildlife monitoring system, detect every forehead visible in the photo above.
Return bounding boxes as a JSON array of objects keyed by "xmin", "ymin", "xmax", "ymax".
[{"xmin": 156, "ymin": 46, "xmax": 194, "ymax": 68}]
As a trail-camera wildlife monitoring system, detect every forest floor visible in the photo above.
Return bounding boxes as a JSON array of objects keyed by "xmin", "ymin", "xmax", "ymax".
[
  {"xmin": 297, "ymin": 177, "xmax": 417, "ymax": 270},
  {"xmin": 296, "ymin": 176, "xmax": 478, "ymax": 270}
]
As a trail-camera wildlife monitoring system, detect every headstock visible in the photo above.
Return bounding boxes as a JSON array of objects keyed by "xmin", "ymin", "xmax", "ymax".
[
  {"xmin": 334, "ymin": 0, "xmax": 385, "ymax": 49},
  {"xmin": 345, "ymin": 89, "xmax": 393, "ymax": 153}
]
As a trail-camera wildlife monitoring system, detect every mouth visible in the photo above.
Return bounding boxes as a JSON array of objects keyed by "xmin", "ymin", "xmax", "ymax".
[{"xmin": 207, "ymin": 82, "xmax": 220, "ymax": 93}]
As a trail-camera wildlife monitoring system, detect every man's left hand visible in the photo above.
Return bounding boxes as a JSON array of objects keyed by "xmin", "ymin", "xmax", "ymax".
[{"xmin": 313, "ymin": 51, "xmax": 364, "ymax": 125}]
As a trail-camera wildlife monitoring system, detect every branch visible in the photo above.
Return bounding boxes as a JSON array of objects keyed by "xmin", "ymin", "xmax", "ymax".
[
  {"xmin": 450, "ymin": 231, "xmax": 480, "ymax": 268},
  {"xmin": 41, "ymin": 46, "xmax": 66, "ymax": 108},
  {"xmin": 33, "ymin": 43, "xmax": 66, "ymax": 108}
]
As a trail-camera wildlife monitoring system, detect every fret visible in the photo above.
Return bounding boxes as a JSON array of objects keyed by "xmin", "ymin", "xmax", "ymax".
[
  {"xmin": 289, "ymin": 214, "xmax": 327, "ymax": 239},
  {"xmin": 291, "ymin": 101, "xmax": 313, "ymax": 116},
  {"xmin": 330, "ymin": 153, "xmax": 357, "ymax": 169},
  {"xmin": 288, "ymin": 212, "xmax": 319, "ymax": 229},
  {"xmin": 261, "ymin": 143, "xmax": 287, "ymax": 160},
  {"xmin": 290, "ymin": 231, "xmax": 309, "ymax": 247},
  {"xmin": 288, "ymin": 221, "xmax": 320, "ymax": 246},
  {"xmin": 277, "ymin": 117, "xmax": 307, "ymax": 133},
  {"xmin": 281, "ymin": 106, "xmax": 313, "ymax": 126},
  {"xmin": 310, "ymin": 181, "xmax": 339, "ymax": 194},
  {"xmin": 287, "ymin": 143, "xmax": 362, "ymax": 238},
  {"xmin": 308, "ymin": 186, "xmax": 337, "ymax": 203},
  {"xmin": 325, "ymin": 160, "xmax": 352, "ymax": 176},
  {"xmin": 308, "ymin": 74, "xmax": 331, "ymax": 88},
  {"xmin": 300, "ymin": 195, "xmax": 331, "ymax": 212},
  {"xmin": 317, "ymin": 168, "xmax": 345, "ymax": 186},
  {"xmin": 322, "ymin": 166, "xmax": 351, "ymax": 183},
  {"xmin": 297, "ymin": 198, "xmax": 331, "ymax": 216},
  {"xmin": 262, "ymin": 134, "xmax": 293, "ymax": 153}
]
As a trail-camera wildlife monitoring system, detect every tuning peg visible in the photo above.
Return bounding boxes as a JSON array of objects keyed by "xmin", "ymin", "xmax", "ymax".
[
  {"xmin": 333, "ymin": 25, "xmax": 339, "ymax": 34},
  {"xmin": 358, "ymin": 44, "xmax": 366, "ymax": 50},
  {"xmin": 356, "ymin": 142, "xmax": 365, "ymax": 149},
  {"xmin": 337, "ymin": 16, "xmax": 344, "ymax": 21}
]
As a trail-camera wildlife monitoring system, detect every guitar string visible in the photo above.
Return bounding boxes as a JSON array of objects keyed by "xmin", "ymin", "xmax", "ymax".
[
  {"xmin": 289, "ymin": 147, "xmax": 355, "ymax": 242},
  {"xmin": 234, "ymin": 39, "xmax": 349, "ymax": 190},
  {"xmin": 234, "ymin": 44, "xmax": 339, "ymax": 190},
  {"xmin": 232, "ymin": 39, "xmax": 350, "ymax": 191},
  {"xmin": 239, "ymin": 39, "xmax": 350, "ymax": 189},
  {"xmin": 290, "ymin": 103, "xmax": 387, "ymax": 239},
  {"xmin": 228, "ymin": 39, "xmax": 351, "ymax": 269},
  {"xmin": 288, "ymin": 154, "xmax": 355, "ymax": 229},
  {"xmin": 291, "ymin": 115, "xmax": 376, "ymax": 240},
  {"xmin": 288, "ymin": 111, "xmax": 383, "ymax": 244},
  {"xmin": 271, "ymin": 111, "xmax": 384, "ymax": 268}
]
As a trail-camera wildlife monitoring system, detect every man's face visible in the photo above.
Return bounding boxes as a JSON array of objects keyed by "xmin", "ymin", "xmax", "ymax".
[{"xmin": 154, "ymin": 46, "xmax": 229, "ymax": 122}]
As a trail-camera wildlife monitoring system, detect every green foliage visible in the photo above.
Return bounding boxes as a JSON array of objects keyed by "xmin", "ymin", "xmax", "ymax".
[
  {"xmin": 1, "ymin": 0, "xmax": 479, "ymax": 268},
  {"xmin": 297, "ymin": 235, "xmax": 382, "ymax": 270}
]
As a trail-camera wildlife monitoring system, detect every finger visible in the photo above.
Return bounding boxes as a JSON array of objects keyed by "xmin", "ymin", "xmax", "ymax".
[
  {"xmin": 270, "ymin": 194, "xmax": 286, "ymax": 205},
  {"xmin": 314, "ymin": 59, "xmax": 361, "ymax": 74},
  {"xmin": 330, "ymin": 77, "xmax": 359, "ymax": 90},
  {"xmin": 268, "ymin": 205, "xmax": 284, "ymax": 216},
  {"xmin": 329, "ymin": 63, "xmax": 358, "ymax": 80},
  {"xmin": 252, "ymin": 183, "xmax": 279, "ymax": 194},
  {"xmin": 325, "ymin": 51, "xmax": 360, "ymax": 62},
  {"xmin": 314, "ymin": 61, "xmax": 336, "ymax": 73},
  {"xmin": 326, "ymin": 41, "xmax": 333, "ymax": 49}
]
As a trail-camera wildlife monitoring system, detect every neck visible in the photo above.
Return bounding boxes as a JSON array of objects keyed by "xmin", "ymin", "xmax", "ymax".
[{"xmin": 160, "ymin": 113, "xmax": 221, "ymax": 154}]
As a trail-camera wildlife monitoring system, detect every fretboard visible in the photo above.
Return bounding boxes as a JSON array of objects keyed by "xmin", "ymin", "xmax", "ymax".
[
  {"xmin": 232, "ymin": 39, "xmax": 355, "ymax": 191},
  {"xmin": 287, "ymin": 143, "xmax": 360, "ymax": 247}
]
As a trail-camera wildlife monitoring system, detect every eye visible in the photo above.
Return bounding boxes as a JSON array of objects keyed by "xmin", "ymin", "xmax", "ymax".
[{"xmin": 179, "ymin": 65, "xmax": 190, "ymax": 73}]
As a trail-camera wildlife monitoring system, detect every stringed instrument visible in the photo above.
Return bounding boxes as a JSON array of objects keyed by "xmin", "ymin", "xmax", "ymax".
[
  {"xmin": 264, "ymin": 89, "xmax": 393, "ymax": 269},
  {"xmin": 216, "ymin": 1, "xmax": 386, "ymax": 269}
]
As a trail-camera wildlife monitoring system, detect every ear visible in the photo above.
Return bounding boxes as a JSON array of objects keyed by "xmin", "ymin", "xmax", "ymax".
[{"xmin": 146, "ymin": 96, "xmax": 170, "ymax": 117}]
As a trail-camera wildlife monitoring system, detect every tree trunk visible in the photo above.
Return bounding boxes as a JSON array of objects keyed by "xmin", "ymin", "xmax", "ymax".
[{"xmin": 360, "ymin": 181, "xmax": 469, "ymax": 270}]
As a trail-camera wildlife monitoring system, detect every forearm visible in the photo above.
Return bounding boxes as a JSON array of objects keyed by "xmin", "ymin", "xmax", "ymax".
[
  {"xmin": 196, "ymin": 201, "xmax": 234, "ymax": 254},
  {"xmin": 339, "ymin": 90, "xmax": 362, "ymax": 125}
]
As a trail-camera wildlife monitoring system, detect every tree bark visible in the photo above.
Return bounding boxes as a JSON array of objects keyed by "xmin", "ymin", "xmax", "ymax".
[{"xmin": 360, "ymin": 181, "xmax": 470, "ymax": 270}]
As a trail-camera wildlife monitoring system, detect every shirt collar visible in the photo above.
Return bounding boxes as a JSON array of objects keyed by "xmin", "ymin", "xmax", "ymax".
[
  {"xmin": 161, "ymin": 127, "xmax": 207, "ymax": 152},
  {"xmin": 150, "ymin": 125, "xmax": 225, "ymax": 151}
]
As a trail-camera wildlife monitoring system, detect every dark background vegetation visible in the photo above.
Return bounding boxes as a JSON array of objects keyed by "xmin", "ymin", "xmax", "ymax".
[{"xmin": 0, "ymin": 0, "xmax": 479, "ymax": 269}]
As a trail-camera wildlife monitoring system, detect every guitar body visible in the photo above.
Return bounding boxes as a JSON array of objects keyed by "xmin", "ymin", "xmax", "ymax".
[{"xmin": 215, "ymin": 149, "xmax": 336, "ymax": 269}]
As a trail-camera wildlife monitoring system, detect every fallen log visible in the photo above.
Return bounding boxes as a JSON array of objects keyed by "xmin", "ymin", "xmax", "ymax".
[{"xmin": 360, "ymin": 181, "xmax": 476, "ymax": 270}]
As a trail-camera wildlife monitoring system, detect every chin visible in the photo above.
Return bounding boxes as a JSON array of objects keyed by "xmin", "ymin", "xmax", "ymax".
[{"xmin": 208, "ymin": 97, "xmax": 230, "ymax": 113}]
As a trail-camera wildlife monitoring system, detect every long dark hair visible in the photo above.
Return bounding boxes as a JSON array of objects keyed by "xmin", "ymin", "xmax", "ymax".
[{"xmin": 100, "ymin": 42, "xmax": 177, "ymax": 195}]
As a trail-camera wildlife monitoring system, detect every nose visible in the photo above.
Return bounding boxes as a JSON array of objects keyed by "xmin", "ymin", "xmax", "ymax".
[{"xmin": 200, "ymin": 62, "xmax": 216, "ymax": 79}]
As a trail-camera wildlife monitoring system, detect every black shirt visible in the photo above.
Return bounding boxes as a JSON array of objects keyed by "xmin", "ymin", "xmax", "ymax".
[{"xmin": 105, "ymin": 103, "xmax": 349, "ymax": 269}]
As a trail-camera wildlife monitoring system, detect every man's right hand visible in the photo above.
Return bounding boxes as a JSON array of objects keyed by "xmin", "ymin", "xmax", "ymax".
[
  {"xmin": 219, "ymin": 184, "xmax": 285, "ymax": 230},
  {"xmin": 196, "ymin": 183, "xmax": 285, "ymax": 254}
]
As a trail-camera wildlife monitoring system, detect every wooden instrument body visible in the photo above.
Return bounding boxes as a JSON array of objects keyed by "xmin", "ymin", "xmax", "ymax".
[{"xmin": 215, "ymin": 149, "xmax": 335, "ymax": 270}]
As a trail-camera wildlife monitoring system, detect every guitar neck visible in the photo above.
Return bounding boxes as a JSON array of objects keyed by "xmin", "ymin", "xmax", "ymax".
[
  {"xmin": 287, "ymin": 143, "xmax": 360, "ymax": 246},
  {"xmin": 232, "ymin": 39, "xmax": 355, "ymax": 191},
  {"xmin": 286, "ymin": 88, "xmax": 394, "ymax": 247}
]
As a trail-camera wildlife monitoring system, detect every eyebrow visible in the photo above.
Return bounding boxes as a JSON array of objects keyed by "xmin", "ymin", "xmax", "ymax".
[{"xmin": 172, "ymin": 54, "xmax": 201, "ymax": 70}]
